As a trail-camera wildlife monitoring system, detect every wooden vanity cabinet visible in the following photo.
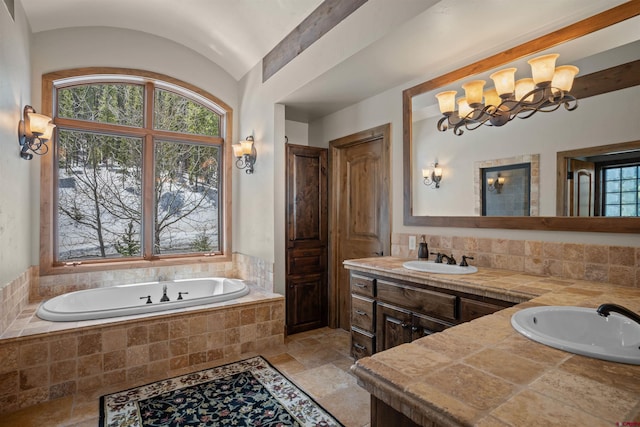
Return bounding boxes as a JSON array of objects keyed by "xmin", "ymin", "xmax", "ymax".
[{"xmin": 350, "ymin": 271, "xmax": 514, "ymax": 358}]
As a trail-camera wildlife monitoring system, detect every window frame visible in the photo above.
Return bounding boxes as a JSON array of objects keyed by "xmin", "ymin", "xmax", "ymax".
[{"xmin": 40, "ymin": 68, "xmax": 233, "ymax": 275}]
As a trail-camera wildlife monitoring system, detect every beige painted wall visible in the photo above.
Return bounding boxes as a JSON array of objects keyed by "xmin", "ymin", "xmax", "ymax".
[{"xmin": 0, "ymin": 0, "xmax": 32, "ymax": 286}]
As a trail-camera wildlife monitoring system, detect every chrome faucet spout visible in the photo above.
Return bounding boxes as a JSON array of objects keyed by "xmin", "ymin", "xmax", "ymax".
[{"xmin": 596, "ymin": 303, "xmax": 640, "ymax": 325}]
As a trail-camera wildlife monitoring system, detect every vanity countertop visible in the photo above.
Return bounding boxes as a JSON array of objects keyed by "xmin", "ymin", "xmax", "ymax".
[{"xmin": 346, "ymin": 257, "xmax": 640, "ymax": 426}]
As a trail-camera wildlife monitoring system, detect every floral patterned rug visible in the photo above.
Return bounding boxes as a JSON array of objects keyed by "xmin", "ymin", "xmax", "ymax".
[{"xmin": 99, "ymin": 356, "xmax": 344, "ymax": 427}]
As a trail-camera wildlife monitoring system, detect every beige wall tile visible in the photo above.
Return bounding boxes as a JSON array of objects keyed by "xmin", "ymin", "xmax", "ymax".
[
  {"xmin": 585, "ymin": 245, "xmax": 609, "ymax": 264},
  {"xmin": 610, "ymin": 246, "xmax": 635, "ymax": 267},
  {"xmin": 562, "ymin": 243, "xmax": 584, "ymax": 262},
  {"xmin": 126, "ymin": 325, "xmax": 148, "ymax": 347},
  {"xmin": 77, "ymin": 333, "xmax": 102, "ymax": 356}
]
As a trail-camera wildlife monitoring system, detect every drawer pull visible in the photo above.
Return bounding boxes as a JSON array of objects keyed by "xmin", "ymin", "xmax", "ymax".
[
  {"xmin": 401, "ymin": 323, "xmax": 410, "ymax": 329},
  {"xmin": 411, "ymin": 326, "xmax": 419, "ymax": 332},
  {"xmin": 355, "ymin": 310, "xmax": 367, "ymax": 316},
  {"xmin": 354, "ymin": 283, "xmax": 367, "ymax": 288},
  {"xmin": 354, "ymin": 343, "xmax": 367, "ymax": 351}
]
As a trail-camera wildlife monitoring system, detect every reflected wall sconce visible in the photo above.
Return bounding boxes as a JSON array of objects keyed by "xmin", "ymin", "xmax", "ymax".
[
  {"xmin": 487, "ymin": 174, "xmax": 505, "ymax": 193},
  {"xmin": 232, "ymin": 135, "xmax": 257, "ymax": 174},
  {"xmin": 422, "ymin": 162, "xmax": 443, "ymax": 188},
  {"xmin": 435, "ymin": 53, "xmax": 579, "ymax": 135},
  {"xmin": 18, "ymin": 105, "xmax": 56, "ymax": 160}
]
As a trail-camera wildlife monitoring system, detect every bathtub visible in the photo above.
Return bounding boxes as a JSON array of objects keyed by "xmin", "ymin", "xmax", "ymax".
[{"xmin": 36, "ymin": 277, "xmax": 249, "ymax": 321}]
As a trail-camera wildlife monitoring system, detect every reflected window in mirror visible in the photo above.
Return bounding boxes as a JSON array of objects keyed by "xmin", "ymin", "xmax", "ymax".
[
  {"xmin": 560, "ymin": 142, "xmax": 640, "ymax": 217},
  {"xmin": 602, "ymin": 163, "xmax": 639, "ymax": 217},
  {"xmin": 481, "ymin": 163, "xmax": 531, "ymax": 217}
]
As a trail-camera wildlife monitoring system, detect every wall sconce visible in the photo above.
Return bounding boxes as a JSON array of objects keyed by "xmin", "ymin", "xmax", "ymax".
[
  {"xmin": 487, "ymin": 174, "xmax": 505, "ymax": 193},
  {"xmin": 422, "ymin": 162, "xmax": 443, "ymax": 188},
  {"xmin": 232, "ymin": 135, "xmax": 257, "ymax": 174},
  {"xmin": 18, "ymin": 105, "xmax": 56, "ymax": 160}
]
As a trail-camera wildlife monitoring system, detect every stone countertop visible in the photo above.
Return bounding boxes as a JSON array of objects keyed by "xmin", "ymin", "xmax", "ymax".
[{"xmin": 346, "ymin": 257, "xmax": 640, "ymax": 426}]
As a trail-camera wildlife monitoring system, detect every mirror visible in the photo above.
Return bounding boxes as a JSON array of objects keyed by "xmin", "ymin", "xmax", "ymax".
[{"xmin": 403, "ymin": 3, "xmax": 640, "ymax": 232}]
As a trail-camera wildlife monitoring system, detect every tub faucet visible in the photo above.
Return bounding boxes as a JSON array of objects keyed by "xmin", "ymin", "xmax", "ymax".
[
  {"xmin": 160, "ymin": 284, "xmax": 170, "ymax": 302},
  {"xmin": 596, "ymin": 303, "xmax": 640, "ymax": 325}
]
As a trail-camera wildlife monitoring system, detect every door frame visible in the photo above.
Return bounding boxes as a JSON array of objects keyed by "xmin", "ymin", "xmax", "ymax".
[{"xmin": 328, "ymin": 123, "xmax": 391, "ymax": 328}]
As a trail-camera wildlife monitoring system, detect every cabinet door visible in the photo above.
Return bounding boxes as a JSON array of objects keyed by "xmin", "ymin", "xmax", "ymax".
[
  {"xmin": 376, "ymin": 303, "xmax": 412, "ymax": 353},
  {"xmin": 286, "ymin": 274, "xmax": 325, "ymax": 334},
  {"xmin": 411, "ymin": 312, "xmax": 453, "ymax": 341}
]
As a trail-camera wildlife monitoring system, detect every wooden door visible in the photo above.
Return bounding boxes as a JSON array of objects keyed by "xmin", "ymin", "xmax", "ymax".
[
  {"xmin": 330, "ymin": 124, "xmax": 391, "ymax": 331},
  {"xmin": 285, "ymin": 144, "xmax": 328, "ymax": 335},
  {"xmin": 569, "ymin": 159, "xmax": 595, "ymax": 216}
]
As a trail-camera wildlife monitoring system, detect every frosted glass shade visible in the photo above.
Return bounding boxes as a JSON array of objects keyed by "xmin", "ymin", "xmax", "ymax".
[
  {"xmin": 515, "ymin": 78, "xmax": 535, "ymax": 102},
  {"xmin": 483, "ymin": 88, "xmax": 502, "ymax": 109},
  {"xmin": 528, "ymin": 54, "xmax": 559, "ymax": 85},
  {"xmin": 457, "ymin": 97, "xmax": 473, "ymax": 118},
  {"xmin": 433, "ymin": 165, "xmax": 443, "ymax": 178},
  {"xmin": 27, "ymin": 113, "xmax": 53, "ymax": 135},
  {"xmin": 461, "ymin": 80, "xmax": 485, "ymax": 106},
  {"xmin": 490, "ymin": 68, "xmax": 517, "ymax": 97},
  {"xmin": 422, "ymin": 168, "xmax": 430, "ymax": 178},
  {"xmin": 241, "ymin": 139, "xmax": 254, "ymax": 155},
  {"xmin": 232, "ymin": 143, "xmax": 244, "ymax": 158},
  {"xmin": 551, "ymin": 65, "xmax": 579, "ymax": 93},
  {"xmin": 435, "ymin": 90, "xmax": 457, "ymax": 114},
  {"xmin": 487, "ymin": 177, "xmax": 495, "ymax": 186},
  {"xmin": 41, "ymin": 123, "xmax": 56, "ymax": 141}
]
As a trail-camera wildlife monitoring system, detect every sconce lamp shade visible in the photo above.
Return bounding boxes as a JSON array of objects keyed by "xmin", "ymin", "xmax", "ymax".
[
  {"xmin": 489, "ymin": 68, "xmax": 517, "ymax": 97},
  {"xmin": 232, "ymin": 143, "xmax": 243, "ymax": 158},
  {"xmin": 240, "ymin": 139, "xmax": 254, "ymax": 155},
  {"xmin": 461, "ymin": 80, "xmax": 486, "ymax": 107},
  {"xmin": 515, "ymin": 78, "xmax": 535, "ymax": 102},
  {"xmin": 435, "ymin": 90, "xmax": 457, "ymax": 115},
  {"xmin": 487, "ymin": 177, "xmax": 495, "ymax": 186},
  {"xmin": 41, "ymin": 123, "xmax": 56, "ymax": 141},
  {"xmin": 433, "ymin": 164, "xmax": 443, "ymax": 179},
  {"xmin": 27, "ymin": 112, "xmax": 53, "ymax": 136},
  {"xmin": 528, "ymin": 53, "xmax": 559, "ymax": 85},
  {"xmin": 552, "ymin": 65, "xmax": 579, "ymax": 93},
  {"xmin": 422, "ymin": 168, "xmax": 430, "ymax": 178}
]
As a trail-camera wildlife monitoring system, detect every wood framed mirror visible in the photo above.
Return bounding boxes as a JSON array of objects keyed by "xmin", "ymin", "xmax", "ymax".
[{"xmin": 403, "ymin": 2, "xmax": 640, "ymax": 233}]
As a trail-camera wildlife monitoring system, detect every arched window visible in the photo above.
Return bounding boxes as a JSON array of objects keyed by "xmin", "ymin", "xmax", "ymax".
[{"xmin": 40, "ymin": 69, "xmax": 232, "ymax": 273}]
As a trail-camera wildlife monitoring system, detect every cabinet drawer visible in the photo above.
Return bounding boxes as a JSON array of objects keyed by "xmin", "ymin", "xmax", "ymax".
[
  {"xmin": 351, "ymin": 274, "xmax": 375, "ymax": 298},
  {"xmin": 351, "ymin": 327, "xmax": 374, "ymax": 360},
  {"xmin": 459, "ymin": 298, "xmax": 507, "ymax": 322},
  {"xmin": 287, "ymin": 248, "xmax": 325, "ymax": 275},
  {"xmin": 351, "ymin": 295, "xmax": 375, "ymax": 332},
  {"xmin": 377, "ymin": 280, "xmax": 457, "ymax": 322}
]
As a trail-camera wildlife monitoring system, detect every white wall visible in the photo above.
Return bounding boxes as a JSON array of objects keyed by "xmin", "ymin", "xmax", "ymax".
[
  {"xmin": 412, "ymin": 86, "xmax": 640, "ymax": 216},
  {"xmin": 285, "ymin": 120, "xmax": 309, "ymax": 146},
  {"xmin": 310, "ymin": 77, "xmax": 640, "ymax": 247},
  {"xmin": 0, "ymin": 0, "xmax": 32, "ymax": 285},
  {"xmin": 29, "ymin": 26, "xmax": 239, "ymax": 264}
]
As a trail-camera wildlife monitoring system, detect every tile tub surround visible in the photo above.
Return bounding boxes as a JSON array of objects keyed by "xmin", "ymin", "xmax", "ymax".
[
  {"xmin": 0, "ymin": 285, "xmax": 284, "ymax": 415},
  {"xmin": 393, "ymin": 233, "xmax": 640, "ymax": 287},
  {"xmin": 0, "ymin": 267, "xmax": 34, "ymax": 335},
  {"xmin": 347, "ymin": 258, "xmax": 640, "ymax": 426}
]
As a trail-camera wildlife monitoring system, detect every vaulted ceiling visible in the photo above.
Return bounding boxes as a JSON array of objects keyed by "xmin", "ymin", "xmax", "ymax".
[{"xmin": 21, "ymin": 0, "xmax": 629, "ymax": 120}]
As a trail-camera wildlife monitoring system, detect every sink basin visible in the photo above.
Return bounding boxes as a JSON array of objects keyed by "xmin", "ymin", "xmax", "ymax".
[
  {"xmin": 511, "ymin": 306, "xmax": 640, "ymax": 365},
  {"xmin": 402, "ymin": 260, "xmax": 478, "ymax": 275}
]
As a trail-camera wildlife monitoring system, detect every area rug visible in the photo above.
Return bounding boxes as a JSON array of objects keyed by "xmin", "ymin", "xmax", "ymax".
[{"xmin": 99, "ymin": 355, "xmax": 344, "ymax": 427}]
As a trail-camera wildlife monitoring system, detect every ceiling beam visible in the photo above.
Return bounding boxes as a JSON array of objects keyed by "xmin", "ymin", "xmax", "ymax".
[{"xmin": 262, "ymin": 0, "xmax": 367, "ymax": 82}]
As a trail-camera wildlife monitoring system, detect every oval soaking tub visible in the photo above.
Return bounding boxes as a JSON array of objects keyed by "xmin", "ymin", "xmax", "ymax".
[{"xmin": 36, "ymin": 277, "xmax": 249, "ymax": 321}]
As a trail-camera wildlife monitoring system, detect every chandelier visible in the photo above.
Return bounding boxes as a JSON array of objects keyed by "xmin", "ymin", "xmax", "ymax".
[{"xmin": 435, "ymin": 54, "xmax": 579, "ymax": 136}]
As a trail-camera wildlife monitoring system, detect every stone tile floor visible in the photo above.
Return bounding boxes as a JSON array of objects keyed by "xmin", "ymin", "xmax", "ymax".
[{"xmin": 0, "ymin": 327, "xmax": 370, "ymax": 427}]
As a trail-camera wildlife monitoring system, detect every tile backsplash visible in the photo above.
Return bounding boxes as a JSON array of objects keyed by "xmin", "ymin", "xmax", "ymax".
[{"xmin": 393, "ymin": 233, "xmax": 640, "ymax": 287}]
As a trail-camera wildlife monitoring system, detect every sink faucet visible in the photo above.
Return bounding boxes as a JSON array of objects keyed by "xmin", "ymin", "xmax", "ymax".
[
  {"xmin": 596, "ymin": 303, "xmax": 640, "ymax": 325},
  {"xmin": 160, "ymin": 284, "xmax": 170, "ymax": 302},
  {"xmin": 430, "ymin": 252, "xmax": 443, "ymax": 263},
  {"xmin": 440, "ymin": 254, "xmax": 457, "ymax": 265}
]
